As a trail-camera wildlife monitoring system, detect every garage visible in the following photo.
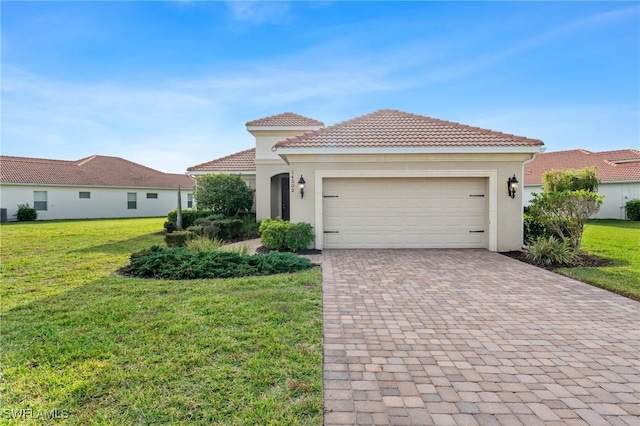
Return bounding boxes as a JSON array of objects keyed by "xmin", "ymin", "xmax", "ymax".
[{"xmin": 323, "ymin": 177, "xmax": 487, "ymax": 249}]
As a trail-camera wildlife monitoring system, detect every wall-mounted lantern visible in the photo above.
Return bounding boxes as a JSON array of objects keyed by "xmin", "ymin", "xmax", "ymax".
[
  {"xmin": 507, "ymin": 174, "xmax": 518, "ymax": 199},
  {"xmin": 298, "ymin": 175, "xmax": 306, "ymax": 199}
]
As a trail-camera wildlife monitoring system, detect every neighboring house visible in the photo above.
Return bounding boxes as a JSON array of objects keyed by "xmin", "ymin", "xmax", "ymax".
[
  {"xmin": 523, "ymin": 149, "xmax": 640, "ymax": 220},
  {"xmin": 0, "ymin": 155, "xmax": 195, "ymax": 221},
  {"xmin": 189, "ymin": 109, "xmax": 544, "ymax": 251}
]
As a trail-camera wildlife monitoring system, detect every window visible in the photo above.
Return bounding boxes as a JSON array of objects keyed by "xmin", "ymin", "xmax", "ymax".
[
  {"xmin": 34, "ymin": 191, "xmax": 48, "ymax": 211},
  {"xmin": 187, "ymin": 193, "xmax": 193, "ymax": 209},
  {"xmin": 79, "ymin": 191, "xmax": 91, "ymax": 199},
  {"xmin": 146, "ymin": 193, "xmax": 158, "ymax": 199},
  {"xmin": 127, "ymin": 193, "xmax": 137, "ymax": 209}
]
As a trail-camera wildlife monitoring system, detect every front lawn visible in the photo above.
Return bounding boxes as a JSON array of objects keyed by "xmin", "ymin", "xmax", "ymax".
[
  {"xmin": 1, "ymin": 218, "xmax": 323, "ymax": 425},
  {"xmin": 557, "ymin": 219, "xmax": 640, "ymax": 300}
]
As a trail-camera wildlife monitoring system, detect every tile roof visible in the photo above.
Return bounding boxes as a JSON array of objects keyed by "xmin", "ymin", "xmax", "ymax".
[
  {"xmin": 524, "ymin": 149, "xmax": 640, "ymax": 185},
  {"xmin": 0, "ymin": 155, "xmax": 194, "ymax": 188},
  {"xmin": 246, "ymin": 112, "xmax": 324, "ymax": 127},
  {"xmin": 187, "ymin": 148, "xmax": 256, "ymax": 172},
  {"xmin": 275, "ymin": 109, "xmax": 544, "ymax": 149}
]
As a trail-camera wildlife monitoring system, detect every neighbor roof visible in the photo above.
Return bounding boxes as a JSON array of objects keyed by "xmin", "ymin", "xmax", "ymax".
[
  {"xmin": 0, "ymin": 155, "xmax": 194, "ymax": 188},
  {"xmin": 524, "ymin": 149, "xmax": 640, "ymax": 185},
  {"xmin": 275, "ymin": 109, "xmax": 544, "ymax": 149},
  {"xmin": 246, "ymin": 112, "xmax": 324, "ymax": 127},
  {"xmin": 187, "ymin": 148, "xmax": 256, "ymax": 172}
]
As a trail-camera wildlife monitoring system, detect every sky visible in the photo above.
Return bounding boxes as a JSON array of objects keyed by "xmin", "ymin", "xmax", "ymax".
[{"xmin": 2, "ymin": 1, "xmax": 639, "ymax": 174}]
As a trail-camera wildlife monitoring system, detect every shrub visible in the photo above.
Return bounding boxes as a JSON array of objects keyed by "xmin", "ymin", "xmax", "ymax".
[
  {"xmin": 240, "ymin": 214, "xmax": 260, "ymax": 238},
  {"xmin": 193, "ymin": 174, "xmax": 254, "ymax": 216},
  {"xmin": 122, "ymin": 245, "xmax": 312, "ymax": 279},
  {"xmin": 284, "ymin": 222, "xmax": 315, "ymax": 252},
  {"xmin": 526, "ymin": 236, "xmax": 579, "ymax": 267},
  {"xmin": 165, "ymin": 209, "xmax": 215, "ymax": 232},
  {"xmin": 530, "ymin": 190, "xmax": 603, "ymax": 249},
  {"xmin": 259, "ymin": 219, "xmax": 289, "ymax": 250},
  {"xmin": 523, "ymin": 205, "xmax": 552, "ymax": 243},
  {"xmin": 542, "ymin": 167, "xmax": 600, "ymax": 193},
  {"xmin": 163, "ymin": 220, "xmax": 177, "ymax": 233},
  {"xmin": 626, "ymin": 199, "xmax": 640, "ymax": 221},
  {"xmin": 259, "ymin": 219, "xmax": 314, "ymax": 251},
  {"xmin": 164, "ymin": 230, "xmax": 194, "ymax": 247},
  {"xmin": 15, "ymin": 204, "xmax": 38, "ymax": 221},
  {"xmin": 214, "ymin": 218, "xmax": 243, "ymax": 240}
]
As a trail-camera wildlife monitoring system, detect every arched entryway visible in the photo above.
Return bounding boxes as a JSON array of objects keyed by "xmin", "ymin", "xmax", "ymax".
[{"xmin": 270, "ymin": 173, "xmax": 290, "ymax": 220}]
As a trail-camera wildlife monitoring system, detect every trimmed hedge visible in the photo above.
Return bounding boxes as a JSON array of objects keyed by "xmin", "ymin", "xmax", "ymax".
[
  {"xmin": 259, "ymin": 219, "xmax": 314, "ymax": 251},
  {"xmin": 122, "ymin": 245, "xmax": 312, "ymax": 279},
  {"xmin": 165, "ymin": 209, "xmax": 216, "ymax": 232},
  {"xmin": 165, "ymin": 230, "xmax": 194, "ymax": 247}
]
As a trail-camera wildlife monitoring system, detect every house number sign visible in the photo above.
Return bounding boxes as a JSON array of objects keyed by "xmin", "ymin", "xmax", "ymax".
[{"xmin": 290, "ymin": 172, "xmax": 295, "ymax": 193}]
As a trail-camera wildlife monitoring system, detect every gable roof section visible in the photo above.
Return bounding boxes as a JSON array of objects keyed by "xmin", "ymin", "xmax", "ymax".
[
  {"xmin": 187, "ymin": 148, "xmax": 256, "ymax": 172},
  {"xmin": 524, "ymin": 149, "xmax": 640, "ymax": 185},
  {"xmin": 275, "ymin": 109, "xmax": 544, "ymax": 149},
  {"xmin": 246, "ymin": 112, "xmax": 324, "ymax": 127},
  {"xmin": 0, "ymin": 155, "xmax": 194, "ymax": 188}
]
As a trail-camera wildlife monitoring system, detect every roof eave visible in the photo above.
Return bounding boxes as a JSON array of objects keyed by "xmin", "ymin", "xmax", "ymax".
[
  {"xmin": 246, "ymin": 125, "xmax": 323, "ymax": 132},
  {"xmin": 275, "ymin": 146, "xmax": 545, "ymax": 156},
  {"xmin": 187, "ymin": 170, "xmax": 256, "ymax": 175}
]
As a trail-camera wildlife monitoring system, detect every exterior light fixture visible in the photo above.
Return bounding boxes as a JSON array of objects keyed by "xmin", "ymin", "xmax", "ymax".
[
  {"xmin": 507, "ymin": 174, "xmax": 518, "ymax": 199},
  {"xmin": 298, "ymin": 175, "xmax": 306, "ymax": 199}
]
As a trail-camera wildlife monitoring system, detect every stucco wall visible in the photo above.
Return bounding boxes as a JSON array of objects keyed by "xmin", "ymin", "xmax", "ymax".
[
  {"xmin": 252, "ymin": 130, "xmax": 321, "ymax": 161},
  {"xmin": 524, "ymin": 182, "xmax": 640, "ymax": 220},
  {"xmin": 254, "ymin": 163, "xmax": 289, "ymax": 220},
  {"xmin": 1, "ymin": 184, "xmax": 194, "ymax": 221},
  {"xmin": 283, "ymin": 153, "xmax": 531, "ymax": 252}
]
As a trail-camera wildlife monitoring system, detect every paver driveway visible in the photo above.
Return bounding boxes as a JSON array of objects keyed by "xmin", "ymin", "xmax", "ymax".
[{"xmin": 322, "ymin": 250, "xmax": 639, "ymax": 426}]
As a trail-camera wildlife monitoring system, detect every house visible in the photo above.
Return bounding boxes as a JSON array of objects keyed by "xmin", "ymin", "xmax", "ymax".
[
  {"xmin": 188, "ymin": 109, "xmax": 545, "ymax": 251},
  {"xmin": 0, "ymin": 155, "xmax": 195, "ymax": 221},
  {"xmin": 523, "ymin": 149, "xmax": 640, "ymax": 219}
]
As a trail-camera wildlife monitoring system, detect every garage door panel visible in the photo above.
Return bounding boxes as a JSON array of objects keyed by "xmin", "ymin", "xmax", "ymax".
[{"xmin": 323, "ymin": 177, "xmax": 487, "ymax": 249}]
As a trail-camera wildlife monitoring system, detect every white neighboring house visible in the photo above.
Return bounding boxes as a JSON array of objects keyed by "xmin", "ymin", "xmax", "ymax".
[
  {"xmin": 523, "ymin": 149, "xmax": 640, "ymax": 219},
  {"xmin": 0, "ymin": 155, "xmax": 195, "ymax": 221}
]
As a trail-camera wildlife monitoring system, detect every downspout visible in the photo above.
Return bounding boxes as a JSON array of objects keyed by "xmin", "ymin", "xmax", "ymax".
[{"xmin": 521, "ymin": 148, "xmax": 545, "ymax": 249}]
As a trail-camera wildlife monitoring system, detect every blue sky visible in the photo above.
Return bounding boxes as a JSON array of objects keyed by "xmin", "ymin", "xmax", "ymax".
[{"xmin": 2, "ymin": 1, "xmax": 639, "ymax": 174}]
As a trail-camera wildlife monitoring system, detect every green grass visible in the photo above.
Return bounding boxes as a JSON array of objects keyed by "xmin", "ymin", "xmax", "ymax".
[
  {"xmin": 1, "ymin": 218, "xmax": 323, "ymax": 425},
  {"xmin": 557, "ymin": 219, "xmax": 640, "ymax": 300}
]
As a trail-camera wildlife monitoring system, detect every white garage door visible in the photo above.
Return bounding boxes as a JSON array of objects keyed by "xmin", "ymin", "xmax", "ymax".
[{"xmin": 323, "ymin": 177, "xmax": 487, "ymax": 249}]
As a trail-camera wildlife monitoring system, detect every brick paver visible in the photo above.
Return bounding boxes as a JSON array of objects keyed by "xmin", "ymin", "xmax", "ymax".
[{"xmin": 322, "ymin": 250, "xmax": 639, "ymax": 426}]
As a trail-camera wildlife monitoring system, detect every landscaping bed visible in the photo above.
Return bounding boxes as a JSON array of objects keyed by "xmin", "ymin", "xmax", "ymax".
[
  {"xmin": 503, "ymin": 219, "xmax": 639, "ymax": 301},
  {"xmin": 500, "ymin": 250, "xmax": 612, "ymax": 271}
]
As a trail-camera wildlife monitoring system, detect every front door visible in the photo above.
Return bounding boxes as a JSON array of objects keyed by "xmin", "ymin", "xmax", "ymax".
[{"xmin": 281, "ymin": 176, "xmax": 290, "ymax": 220}]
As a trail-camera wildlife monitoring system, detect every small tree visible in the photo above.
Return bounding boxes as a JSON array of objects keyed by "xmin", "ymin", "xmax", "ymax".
[
  {"xmin": 193, "ymin": 173, "xmax": 254, "ymax": 217},
  {"xmin": 528, "ymin": 167, "xmax": 603, "ymax": 250},
  {"xmin": 531, "ymin": 190, "xmax": 603, "ymax": 249}
]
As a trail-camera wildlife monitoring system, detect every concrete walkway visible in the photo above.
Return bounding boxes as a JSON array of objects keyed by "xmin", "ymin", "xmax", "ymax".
[{"xmin": 321, "ymin": 249, "xmax": 639, "ymax": 426}]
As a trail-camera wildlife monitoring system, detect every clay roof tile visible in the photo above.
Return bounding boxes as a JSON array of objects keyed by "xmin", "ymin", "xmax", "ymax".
[
  {"xmin": 524, "ymin": 149, "xmax": 640, "ymax": 184},
  {"xmin": 0, "ymin": 155, "xmax": 194, "ymax": 188}
]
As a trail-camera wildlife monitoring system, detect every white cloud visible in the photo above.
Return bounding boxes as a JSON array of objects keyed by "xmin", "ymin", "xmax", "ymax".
[{"xmin": 225, "ymin": 1, "xmax": 292, "ymax": 25}]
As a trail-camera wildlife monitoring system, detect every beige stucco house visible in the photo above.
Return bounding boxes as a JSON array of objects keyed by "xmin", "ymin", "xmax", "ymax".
[{"xmin": 188, "ymin": 109, "xmax": 545, "ymax": 251}]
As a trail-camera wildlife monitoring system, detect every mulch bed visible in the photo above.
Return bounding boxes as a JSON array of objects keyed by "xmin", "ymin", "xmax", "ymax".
[
  {"xmin": 255, "ymin": 246, "xmax": 322, "ymax": 255},
  {"xmin": 500, "ymin": 250, "xmax": 612, "ymax": 271}
]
